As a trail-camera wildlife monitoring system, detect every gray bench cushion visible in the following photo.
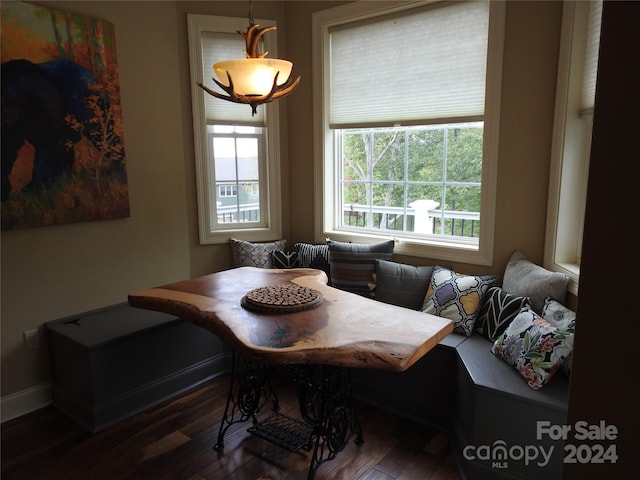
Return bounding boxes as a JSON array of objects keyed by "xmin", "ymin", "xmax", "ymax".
[{"xmin": 456, "ymin": 334, "xmax": 568, "ymax": 411}]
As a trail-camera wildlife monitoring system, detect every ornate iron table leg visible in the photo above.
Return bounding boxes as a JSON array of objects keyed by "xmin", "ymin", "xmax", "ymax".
[
  {"xmin": 296, "ymin": 365, "xmax": 364, "ymax": 479},
  {"xmin": 214, "ymin": 351, "xmax": 279, "ymax": 451},
  {"xmin": 219, "ymin": 361, "xmax": 363, "ymax": 479}
]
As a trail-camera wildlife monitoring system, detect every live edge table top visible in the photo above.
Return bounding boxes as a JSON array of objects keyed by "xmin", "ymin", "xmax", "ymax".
[{"xmin": 128, "ymin": 267, "xmax": 453, "ymax": 372}]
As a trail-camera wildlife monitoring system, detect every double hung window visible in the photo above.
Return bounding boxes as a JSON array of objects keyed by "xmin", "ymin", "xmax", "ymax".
[
  {"xmin": 545, "ymin": 0, "xmax": 602, "ymax": 294},
  {"xmin": 188, "ymin": 15, "xmax": 282, "ymax": 244},
  {"xmin": 313, "ymin": 1, "xmax": 505, "ymax": 265}
]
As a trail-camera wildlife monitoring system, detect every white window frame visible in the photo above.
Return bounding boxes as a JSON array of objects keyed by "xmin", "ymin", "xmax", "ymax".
[
  {"xmin": 312, "ymin": 1, "xmax": 505, "ymax": 266},
  {"xmin": 545, "ymin": 1, "xmax": 600, "ymax": 295},
  {"xmin": 187, "ymin": 14, "xmax": 282, "ymax": 244}
]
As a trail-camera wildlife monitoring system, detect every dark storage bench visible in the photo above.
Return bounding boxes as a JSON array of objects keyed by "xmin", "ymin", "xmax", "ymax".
[
  {"xmin": 46, "ymin": 303, "xmax": 227, "ymax": 432},
  {"xmin": 455, "ymin": 334, "xmax": 569, "ymax": 479},
  {"xmin": 352, "ymin": 332, "xmax": 569, "ymax": 480},
  {"xmin": 351, "ymin": 331, "xmax": 467, "ymax": 432}
]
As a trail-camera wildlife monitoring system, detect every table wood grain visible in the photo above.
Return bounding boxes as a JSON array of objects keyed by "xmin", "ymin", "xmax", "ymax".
[{"xmin": 128, "ymin": 267, "xmax": 453, "ymax": 371}]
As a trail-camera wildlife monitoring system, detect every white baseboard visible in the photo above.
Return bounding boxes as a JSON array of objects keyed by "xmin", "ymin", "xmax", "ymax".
[{"xmin": 1, "ymin": 382, "xmax": 52, "ymax": 423}]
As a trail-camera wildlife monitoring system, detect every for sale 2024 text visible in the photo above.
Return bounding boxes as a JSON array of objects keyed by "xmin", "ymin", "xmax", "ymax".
[{"xmin": 538, "ymin": 420, "xmax": 618, "ymax": 464}]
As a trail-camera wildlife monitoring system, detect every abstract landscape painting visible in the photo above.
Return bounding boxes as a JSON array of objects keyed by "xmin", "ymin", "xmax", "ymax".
[{"xmin": 1, "ymin": 1, "xmax": 129, "ymax": 229}]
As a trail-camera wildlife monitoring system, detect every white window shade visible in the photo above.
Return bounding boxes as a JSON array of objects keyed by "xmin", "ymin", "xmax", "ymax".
[
  {"xmin": 329, "ymin": 1, "xmax": 489, "ymax": 128},
  {"xmin": 201, "ymin": 31, "xmax": 266, "ymax": 125},
  {"xmin": 580, "ymin": 0, "xmax": 602, "ymax": 113}
]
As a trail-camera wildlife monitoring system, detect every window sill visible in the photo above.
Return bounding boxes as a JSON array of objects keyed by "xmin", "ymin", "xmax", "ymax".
[
  {"xmin": 200, "ymin": 227, "xmax": 283, "ymax": 245},
  {"xmin": 553, "ymin": 261, "xmax": 580, "ymax": 296},
  {"xmin": 321, "ymin": 230, "xmax": 492, "ymax": 266}
]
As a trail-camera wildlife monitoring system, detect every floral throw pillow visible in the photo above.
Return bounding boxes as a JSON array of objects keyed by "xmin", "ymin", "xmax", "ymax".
[
  {"xmin": 541, "ymin": 297, "xmax": 576, "ymax": 376},
  {"xmin": 491, "ymin": 307, "xmax": 575, "ymax": 389},
  {"xmin": 421, "ymin": 266, "xmax": 497, "ymax": 336}
]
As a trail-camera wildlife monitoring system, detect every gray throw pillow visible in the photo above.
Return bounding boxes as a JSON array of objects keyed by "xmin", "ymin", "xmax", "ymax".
[
  {"xmin": 502, "ymin": 250, "xmax": 568, "ymax": 314},
  {"xmin": 375, "ymin": 259, "xmax": 433, "ymax": 310},
  {"xmin": 327, "ymin": 240, "xmax": 394, "ymax": 297}
]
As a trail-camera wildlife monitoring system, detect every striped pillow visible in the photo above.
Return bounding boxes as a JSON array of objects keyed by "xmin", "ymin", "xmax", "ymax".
[
  {"xmin": 295, "ymin": 243, "xmax": 329, "ymax": 268},
  {"xmin": 295, "ymin": 243, "xmax": 331, "ymax": 280},
  {"xmin": 475, "ymin": 287, "xmax": 531, "ymax": 341},
  {"xmin": 327, "ymin": 240, "xmax": 394, "ymax": 297}
]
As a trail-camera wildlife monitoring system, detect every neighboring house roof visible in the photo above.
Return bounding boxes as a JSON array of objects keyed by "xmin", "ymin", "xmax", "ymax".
[{"xmin": 214, "ymin": 157, "xmax": 259, "ymax": 182}]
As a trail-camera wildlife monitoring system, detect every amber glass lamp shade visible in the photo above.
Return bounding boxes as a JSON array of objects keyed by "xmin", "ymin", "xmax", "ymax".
[{"xmin": 213, "ymin": 58, "xmax": 294, "ymax": 96}]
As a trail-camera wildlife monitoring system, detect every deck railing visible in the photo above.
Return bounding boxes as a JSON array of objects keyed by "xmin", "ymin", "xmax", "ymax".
[
  {"xmin": 343, "ymin": 204, "xmax": 480, "ymax": 237},
  {"xmin": 217, "ymin": 203, "xmax": 480, "ymax": 237},
  {"xmin": 217, "ymin": 203, "xmax": 260, "ymax": 223}
]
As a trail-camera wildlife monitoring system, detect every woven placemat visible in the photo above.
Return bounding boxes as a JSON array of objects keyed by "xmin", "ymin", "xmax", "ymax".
[{"xmin": 241, "ymin": 284, "xmax": 323, "ymax": 313}]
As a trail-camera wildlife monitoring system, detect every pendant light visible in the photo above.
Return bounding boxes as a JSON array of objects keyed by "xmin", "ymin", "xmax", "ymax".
[{"xmin": 197, "ymin": 2, "xmax": 301, "ymax": 116}]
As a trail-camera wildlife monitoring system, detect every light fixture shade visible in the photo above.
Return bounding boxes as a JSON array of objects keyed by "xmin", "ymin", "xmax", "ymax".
[{"xmin": 214, "ymin": 58, "xmax": 293, "ymax": 96}]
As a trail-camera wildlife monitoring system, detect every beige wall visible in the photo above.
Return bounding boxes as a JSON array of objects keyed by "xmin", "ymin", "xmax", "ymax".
[
  {"xmin": 1, "ymin": 1, "xmax": 192, "ymax": 398},
  {"xmin": 1, "ymin": 1, "xmax": 564, "ymax": 401}
]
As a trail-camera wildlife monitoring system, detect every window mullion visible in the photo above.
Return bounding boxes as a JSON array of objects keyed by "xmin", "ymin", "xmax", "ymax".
[
  {"xmin": 439, "ymin": 127, "xmax": 448, "ymax": 236},
  {"xmin": 233, "ymin": 136, "xmax": 240, "ymax": 221},
  {"xmin": 403, "ymin": 129, "xmax": 409, "ymax": 232}
]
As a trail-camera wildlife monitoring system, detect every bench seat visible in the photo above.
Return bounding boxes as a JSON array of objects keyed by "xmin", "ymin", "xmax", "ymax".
[
  {"xmin": 455, "ymin": 334, "xmax": 568, "ymax": 479},
  {"xmin": 353, "ymin": 331, "xmax": 569, "ymax": 480}
]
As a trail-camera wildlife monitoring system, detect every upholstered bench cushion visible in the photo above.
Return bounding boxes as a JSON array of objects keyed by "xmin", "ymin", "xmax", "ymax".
[{"xmin": 456, "ymin": 334, "xmax": 569, "ymax": 410}]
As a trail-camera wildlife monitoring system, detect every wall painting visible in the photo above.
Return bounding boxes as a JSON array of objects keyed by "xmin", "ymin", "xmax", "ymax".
[{"xmin": 1, "ymin": 1, "xmax": 129, "ymax": 230}]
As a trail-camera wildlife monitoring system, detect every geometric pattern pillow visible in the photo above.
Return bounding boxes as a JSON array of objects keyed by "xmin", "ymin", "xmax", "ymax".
[
  {"xmin": 295, "ymin": 243, "xmax": 331, "ymax": 278},
  {"xmin": 272, "ymin": 250, "xmax": 299, "ymax": 269},
  {"xmin": 541, "ymin": 297, "xmax": 577, "ymax": 376},
  {"xmin": 421, "ymin": 266, "xmax": 497, "ymax": 336},
  {"xmin": 491, "ymin": 306, "xmax": 575, "ymax": 389},
  {"xmin": 230, "ymin": 238, "xmax": 287, "ymax": 269},
  {"xmin": 475, "ymin": 287, "xmax": 531, "ymax": 341},
  {"xmin": 327, "ymin": 240, "xmax": 394, "ymax": 297}
]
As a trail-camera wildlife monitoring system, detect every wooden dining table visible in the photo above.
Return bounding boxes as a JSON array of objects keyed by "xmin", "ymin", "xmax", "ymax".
[{"xmin": 128, "ymin": 267, "xmax": 453, "ymax": 478}]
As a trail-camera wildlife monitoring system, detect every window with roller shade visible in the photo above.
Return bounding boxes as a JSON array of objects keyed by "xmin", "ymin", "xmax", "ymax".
[
  {"xmin": 187, "ymin": 14, "xmax": 282, "ymax": 244},
  {"xmin": 545, "ymin": 0, "xmax": 602, "ymax": 294},
  {"xmin": 312, "ymin": 1, "xmax": 505, "ymax": 265}
]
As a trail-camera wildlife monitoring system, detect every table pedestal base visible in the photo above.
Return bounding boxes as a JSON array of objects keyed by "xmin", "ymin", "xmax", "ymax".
[
  {"xmin": 215, "ymin": 352, "xmax": 363, "ymax": 479},
  {"xmin": 214, "ymin": 352, "xmax": 279, "ymax": 451}
]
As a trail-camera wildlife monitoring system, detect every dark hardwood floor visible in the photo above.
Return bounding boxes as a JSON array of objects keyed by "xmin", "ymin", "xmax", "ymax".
[{"xmin": 1, "ymin": 373, "xmax": 462, "ymax": 480}]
